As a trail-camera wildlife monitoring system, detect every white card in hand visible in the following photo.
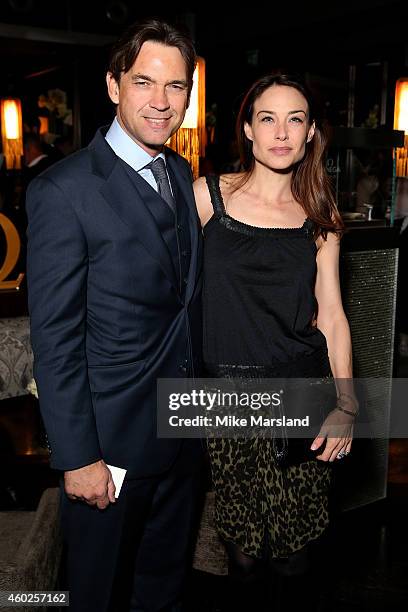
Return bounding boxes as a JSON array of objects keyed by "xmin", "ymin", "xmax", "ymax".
[{"xmin": 106, "ymin": 464, "xmax": 127, "ymax": 498}]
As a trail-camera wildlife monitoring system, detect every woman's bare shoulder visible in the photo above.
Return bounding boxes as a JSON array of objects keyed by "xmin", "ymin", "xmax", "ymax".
[
  {"xmin": 316, "ymin": 229, "xmax": 341, "ymax": 254},
  {"xmin": 193, "ymin": 175, "xmax": 209, "ymax": 196},
  {"xmin": 193, "ymin": 176, "xmax": 213, "ymax": 227}
]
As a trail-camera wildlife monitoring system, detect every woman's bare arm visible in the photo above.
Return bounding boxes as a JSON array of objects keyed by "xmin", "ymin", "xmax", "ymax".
[
  {"xmin": 311, "ymin": 232, "xmax": 356, "ymax": 461},
  {"xmin": 193, "ymin": 176, "xmax": 214, "ymax": 228}
]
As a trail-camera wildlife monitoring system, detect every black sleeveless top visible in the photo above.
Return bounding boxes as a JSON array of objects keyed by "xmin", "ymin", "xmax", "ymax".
[{"xmin": 203, "ymin": 175, "xmax": 328, "ymax": 372}]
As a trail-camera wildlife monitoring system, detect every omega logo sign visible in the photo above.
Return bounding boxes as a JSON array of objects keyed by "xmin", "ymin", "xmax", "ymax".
[{"xmin": 0, "ymin": 213, "xmax": 24, "ymax": 290}]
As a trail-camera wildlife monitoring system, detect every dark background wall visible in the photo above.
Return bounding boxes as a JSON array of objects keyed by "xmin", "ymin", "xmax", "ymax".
[{"xmin": 0, "ymin": 0, "xmax": 407, "ymax": 166}]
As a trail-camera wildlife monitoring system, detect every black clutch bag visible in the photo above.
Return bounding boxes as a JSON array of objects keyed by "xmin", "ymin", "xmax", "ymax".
[{"xmin": 270, "ymin": 377, "xmax": 337, "ymax": 468}]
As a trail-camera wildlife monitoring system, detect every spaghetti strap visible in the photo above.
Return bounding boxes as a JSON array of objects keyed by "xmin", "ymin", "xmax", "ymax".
[{"xmin": 205, "ymin": 174, "xmax": 226, "ymax": 218}]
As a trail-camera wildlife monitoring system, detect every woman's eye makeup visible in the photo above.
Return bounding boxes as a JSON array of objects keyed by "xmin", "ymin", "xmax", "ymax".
[{"xmin": 259, "ymin": 114, "xmax": 305, "ymax": 124}]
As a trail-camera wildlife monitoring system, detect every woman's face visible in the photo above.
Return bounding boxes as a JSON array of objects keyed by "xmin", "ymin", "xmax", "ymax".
[{"xmin": 244, "ymin": 84, "xmax": 315, "ymax": 171}]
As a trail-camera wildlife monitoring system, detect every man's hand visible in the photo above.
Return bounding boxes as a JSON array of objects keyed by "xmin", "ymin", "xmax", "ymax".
[{"xmin": 64, "ymin": 460, "xmax": 116, "ymax": 509}]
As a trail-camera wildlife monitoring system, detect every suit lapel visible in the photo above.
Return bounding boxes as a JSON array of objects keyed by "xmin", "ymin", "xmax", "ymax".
[
  {"xmin": 88, "ymin": 130, "xmax": 201, "ymax": 300},
  {"xmin": 89, "ymin": 130, "xmax": 179, "ymax": 292}
]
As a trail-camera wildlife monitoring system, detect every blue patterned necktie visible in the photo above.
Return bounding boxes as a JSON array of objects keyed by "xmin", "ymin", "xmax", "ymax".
[{"xmin": 146, "ymin": 157, "xmax": 176, "ymax": 215}]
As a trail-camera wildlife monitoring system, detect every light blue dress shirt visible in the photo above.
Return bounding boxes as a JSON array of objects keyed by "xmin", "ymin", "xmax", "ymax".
[{"xmin": 105, "ymin": 117, "xmax": 172, "ymax": 194}]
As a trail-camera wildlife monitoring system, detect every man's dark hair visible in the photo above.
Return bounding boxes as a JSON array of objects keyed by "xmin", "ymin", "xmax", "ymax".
[{"xmin": 108, "ymin": 18, "xmax": 196, "ymax": 95}]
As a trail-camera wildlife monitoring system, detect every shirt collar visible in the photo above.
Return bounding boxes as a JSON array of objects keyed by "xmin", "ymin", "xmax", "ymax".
[{"xmin": 105, "ymin": 117, "xmax": 166, "ymax": 172}]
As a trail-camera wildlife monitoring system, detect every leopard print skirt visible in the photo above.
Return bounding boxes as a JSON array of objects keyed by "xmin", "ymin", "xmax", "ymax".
[{"xmin": 207, "ymin": 436, "xmax": 332, "ymax": 560}]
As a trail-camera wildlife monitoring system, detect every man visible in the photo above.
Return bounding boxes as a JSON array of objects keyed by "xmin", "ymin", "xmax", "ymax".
[
  {"xmin": 27, "ymin": 19, "xmax": 203, "ymax": 612},
  {"xmin": 19, "ymin": 134, "xmax": 54, "ymax": 233},
  {"xmin": 23, "ymin": 132, "xmax": 64, "ymax": 178},
  {"xmin": 23, "ymin": 133, "xmax": 53, "ymax": 179}
]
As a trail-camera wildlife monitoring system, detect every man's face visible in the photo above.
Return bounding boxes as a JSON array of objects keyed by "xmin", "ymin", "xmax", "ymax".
[{"xmin": 106, "ymin": 41, "xmax": 189, "ymax": 155}]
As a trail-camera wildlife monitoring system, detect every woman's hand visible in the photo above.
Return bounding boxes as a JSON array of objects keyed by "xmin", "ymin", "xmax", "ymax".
[{"xmin": 310, "ymin": 406, "xmax": 355, "ymax": 462}]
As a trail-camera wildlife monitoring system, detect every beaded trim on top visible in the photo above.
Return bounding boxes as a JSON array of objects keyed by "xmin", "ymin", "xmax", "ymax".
[
  {"xmin": 219, "ymin": 215, "xmax": 314, "ymax": 238},
  {"xmin": 205, "ymin": 174, "xmax": 315, "ymax": 239}
]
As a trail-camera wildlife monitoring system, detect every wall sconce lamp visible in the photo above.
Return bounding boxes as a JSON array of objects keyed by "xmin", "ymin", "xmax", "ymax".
[
  {"xmin": 168, "ymin": 57, "xmax": 206, "ymax": 179},
  {"xmin": 0, "ymin": 98, "xmax": 23, "ymax": 170},
  {"xmin": 394, "ymin": 78, "xmax": 408, "ymax": 177}
]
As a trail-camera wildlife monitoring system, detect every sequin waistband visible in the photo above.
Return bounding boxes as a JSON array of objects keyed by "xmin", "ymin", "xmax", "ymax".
[{"xmin": 203, "ymin": 346, "xmax": 331, "ymax": 379}]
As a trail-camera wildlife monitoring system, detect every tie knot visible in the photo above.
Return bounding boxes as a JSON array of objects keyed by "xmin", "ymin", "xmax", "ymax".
[{"xmin": 147, "ymin": 157, "xmax": 168, "ymax": 182}]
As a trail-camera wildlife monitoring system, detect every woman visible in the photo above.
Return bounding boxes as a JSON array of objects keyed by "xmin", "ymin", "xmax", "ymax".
[{"xmin": 193, "ymin": 74, "xmax": 358, "ymax": 610}]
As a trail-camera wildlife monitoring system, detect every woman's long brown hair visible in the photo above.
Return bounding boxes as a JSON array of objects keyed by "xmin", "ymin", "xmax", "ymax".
[{"xmin": 234, "ymin": 73, "xmax": 344, "ymax": 239}]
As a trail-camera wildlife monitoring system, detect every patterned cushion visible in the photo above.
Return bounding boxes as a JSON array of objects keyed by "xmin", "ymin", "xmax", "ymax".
[{"xmin": 0, "ymin": 317, "xmax": 33, "ymax": 401}]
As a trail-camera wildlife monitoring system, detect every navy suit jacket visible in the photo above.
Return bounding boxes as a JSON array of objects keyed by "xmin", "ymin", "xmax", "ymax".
[{"xmin": 27, "ymin": 128, "xmax": 203, "ymax": 477}]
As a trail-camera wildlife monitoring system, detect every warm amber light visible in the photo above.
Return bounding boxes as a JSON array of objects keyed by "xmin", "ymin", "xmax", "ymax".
[
  {"xmin": 0, "ymin": 98, "xmax": 23, "ymax": 169},
  {"xmin": 394, "ymin": 79, "xmax": 408, "ymax": 177},
  {"xmin": 394, "ymin": 79, "xmax": 408, "ymax": 134},
  {"xmin": 182, "ymin": 67, "xmax": 199, "ymax": 129},
  {"xmin": 3, "ymin": 100, "xmax": 20, "ymax": 138},
  {"xmin": 168, "ymin": 58, "xmax": 206, "ymax": 179},
  {"xmin": 39, "ymin": 116, "xmax": 49, "ymax": 135}
]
